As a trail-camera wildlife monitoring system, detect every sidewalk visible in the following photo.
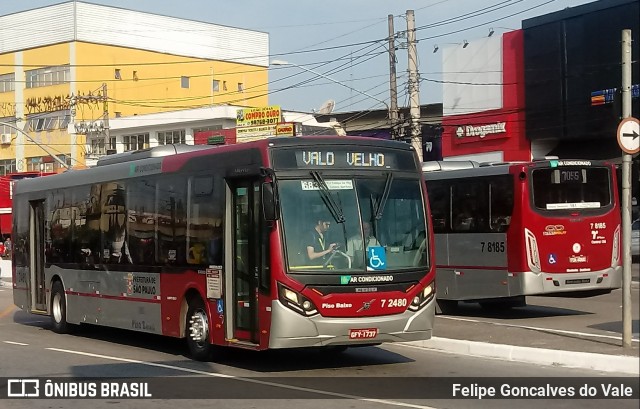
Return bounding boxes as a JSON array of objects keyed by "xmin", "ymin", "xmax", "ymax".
[
  {"xmin": 405, "ymin": 315, "xmax": 639, "ymax": 375},
  {"xmin": 403, "ymin": 266, "xmax": 640, "ymax": 375}
]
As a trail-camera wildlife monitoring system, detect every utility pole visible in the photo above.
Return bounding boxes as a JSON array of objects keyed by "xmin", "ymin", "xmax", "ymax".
[
  {"xmin": 388, "ymin": 14, "xmax": 399, "ymax": 139},
  {"xmin": 620, "ymin": 29, "xmax": 633, "ymax": 348},
  {"xmin": 406, "ymin": 10, "xmax": 422, "ymax": 162},
  {"xmin": 102, "ymin": 83, "xmax": 110, "ymax": 153}
]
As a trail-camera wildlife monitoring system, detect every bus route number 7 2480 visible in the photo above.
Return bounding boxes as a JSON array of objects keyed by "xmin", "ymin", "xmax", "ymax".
[{"xmin": 481, "ymin": 241, "xmax": 505, "ymax": 252}]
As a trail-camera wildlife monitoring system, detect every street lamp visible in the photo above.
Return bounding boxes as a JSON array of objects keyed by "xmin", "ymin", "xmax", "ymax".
[
  {"xmin": 270, "ymin": 59, "xmax": 390, "ymax": 114},
  {"xmin": 0, "ymin": 120, "xmax": 70, "ymax": 170}
]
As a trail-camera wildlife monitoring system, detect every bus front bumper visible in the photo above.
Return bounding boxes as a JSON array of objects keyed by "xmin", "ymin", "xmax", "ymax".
[
  {"xmin": 520, "ymin": 265, "xmax": 623, "ymax": 295},
  {"xmin": 267, "ymin": 299, "xmax": 435, "ymax": 349}
]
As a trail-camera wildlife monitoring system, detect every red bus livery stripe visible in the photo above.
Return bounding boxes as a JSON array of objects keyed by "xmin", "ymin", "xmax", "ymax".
[{"xmin": 65, "ymin": 290, "xmax": 161, "ymax": 304}]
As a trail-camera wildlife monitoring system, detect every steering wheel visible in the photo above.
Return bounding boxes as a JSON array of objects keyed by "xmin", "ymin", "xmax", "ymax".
[{"xmin": 323, "ymin": 250, "xmax": 352, "ymax": 268}]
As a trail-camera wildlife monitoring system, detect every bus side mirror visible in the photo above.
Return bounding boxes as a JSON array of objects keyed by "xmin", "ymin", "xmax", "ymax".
[{"xmin": 262, "ymin": 182, "xmax": 279, "ymax": 221}]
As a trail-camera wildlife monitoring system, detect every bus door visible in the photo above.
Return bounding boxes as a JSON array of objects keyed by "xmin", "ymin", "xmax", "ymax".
[
  {"xmin": 226, "ymin": 178, "xmax": 262, "ymax": 344},
  {"xmin": 29, "ymin": 201, "xmax": 47, "ymax": 312}
]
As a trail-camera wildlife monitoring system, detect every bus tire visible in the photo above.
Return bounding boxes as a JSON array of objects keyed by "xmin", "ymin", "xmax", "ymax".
[
  {"xmin": 50, "ymin": 281, "xmax": 71, "ymax": 334},
  {"xmin": 436, "ymin": 299, "xmax": 458, "ymax": 315},
  {"xmin": 186, "ymin": 297, "xmax": 213, "ymax": 361},
  {"xmin": 480, "ymin": 296, "xmax": 525, "ymax": 311}
]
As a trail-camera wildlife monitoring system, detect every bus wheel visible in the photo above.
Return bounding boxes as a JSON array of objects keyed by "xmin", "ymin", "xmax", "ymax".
[
  {"xmin": 186, "ymin": 298, "xmax": 213, "ymax": 361},
  {"xmin": 480, "ymin": 296, "xmax": 525, "ymax": 311},
  {"xmin": 436, "ymin": 299, "xmax": 458, "ymax": 315},
  {"xmin": 50, "ymin": 281, "xmax": 71, "ymax": 334}
]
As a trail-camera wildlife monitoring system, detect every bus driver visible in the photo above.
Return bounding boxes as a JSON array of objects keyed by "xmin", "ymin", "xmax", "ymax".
[{"xmin": 306, "ymin": 219, "xmax": 337, "ymax": 263}]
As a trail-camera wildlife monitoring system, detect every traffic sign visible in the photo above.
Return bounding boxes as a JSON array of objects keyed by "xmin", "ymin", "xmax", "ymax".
[{"xmin": 616, "ymin": 117, "xmax": 639, "ymax": 154}]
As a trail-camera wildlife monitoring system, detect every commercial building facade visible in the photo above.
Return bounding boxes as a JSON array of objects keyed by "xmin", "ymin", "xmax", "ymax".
[
  {"xmin": 439, "ymin": 0, "xmax": 639, "ymax": 164},
  {"xmin": 0, "ymin": 1, "xmax": 269, "ymax": 173}
]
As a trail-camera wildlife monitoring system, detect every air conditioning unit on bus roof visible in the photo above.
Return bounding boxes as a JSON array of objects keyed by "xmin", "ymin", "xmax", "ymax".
[{"xmin": 0, "ymin": 133, "xmax": 12, "ymax": 145}]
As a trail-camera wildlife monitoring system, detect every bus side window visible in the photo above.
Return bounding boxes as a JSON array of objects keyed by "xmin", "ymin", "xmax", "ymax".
[
  {"xmin": 157, "ymin": 176, "xmax": 187, "ymax": 265},
  {"xmin": 490, "ymin": 175, "xmax": 514, "ymax": 232},
  {"xmin": 127, "ymin": 179, "xmax": 156, "ymax": 265},
  {"xmin": 426, "ymin": 181, "xmax": 449, "ymax": 233},
  {"xmin": 187, "ymin": 174, "xmax": 224, "ymax": 266},
  {"xmin": 451, "ymin": 179, "xmax": 488, "ymax": 233}
]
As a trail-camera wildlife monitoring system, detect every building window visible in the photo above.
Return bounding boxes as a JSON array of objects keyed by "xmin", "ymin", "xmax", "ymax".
[
  {"xmin": 59, "ymin": 114, "xmax": 71, "ymax": 129},
  {"xmin": 26, "ymin": 112, "xmax": 70, "ymax": 132},
  {"xmin": 133, "ymin": 71, "xmax": 138, "ymax": 81},
  {"xmin": 123, "ymin": 133, "xmax": 150, "ymax": 151},
  {"xmin": 237, "ymin": 82, "xmax": 244, "ymax": 92},
  {"xmin": 212, "ymin": 80, "xmax": 220, "ymax": 92},
  {"xmin": 0, "ymin": 159, "xmax": 17, "ymax": 175},
  {"xmin": 223, "ymin": 81, "xmax": 227, "ymax": 91},
  {"xmin": 90, "ymin": 138, "xmax": 106, "ymax": 155},
  {"xmin": 181, "ymin": 76, "xmax": 190, "ymax": 89},
  {"xmin": 0, "ymin": 73, "xmax": 15, "ymax": 93},
  {"xmin": 114, "ymin": 69, "xmax": 121, "ymax": 80},
  {"xmin": 25, "ymin": 65, "xmax": 70, "ymax": 88},
  {"xmin": 158, "ymin": 130, "xmax": 186, "ymax": 145},
  {"xmin": 115, "ymin": 111, "xmax": 122, "ymax": 118},
  {"xmin": 0, "ymin": 117, "xmax": 17, "ymax": 135}
]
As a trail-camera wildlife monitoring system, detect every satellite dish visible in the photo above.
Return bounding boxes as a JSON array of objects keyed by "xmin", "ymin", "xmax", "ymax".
[{"xmin": 317, "ymin": 99, "xmax": 335, "ymax": 115}]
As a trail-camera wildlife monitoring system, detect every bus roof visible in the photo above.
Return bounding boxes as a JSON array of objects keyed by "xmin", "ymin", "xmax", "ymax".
[
  {"xmin": 13, "ymin": 136, "xmax": 417, "ymax": 194},
  {"xmin": 422, "ymin": 158, "xmax": 614, "ymax": 181}
]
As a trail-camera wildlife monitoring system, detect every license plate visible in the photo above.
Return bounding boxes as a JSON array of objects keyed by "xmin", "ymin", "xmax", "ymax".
[
  {"xmin": 348, "ymin": 328, "xmax": 378, "ymax": 339},
  {"xmin": 565, "ymin": 278, "xmax": 590, "ymax": 284}
]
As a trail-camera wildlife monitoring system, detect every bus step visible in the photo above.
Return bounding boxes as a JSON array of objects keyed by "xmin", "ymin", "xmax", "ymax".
[{"xmin": 226, "ymin": 339, "xmax": 259, "ymax": 349}]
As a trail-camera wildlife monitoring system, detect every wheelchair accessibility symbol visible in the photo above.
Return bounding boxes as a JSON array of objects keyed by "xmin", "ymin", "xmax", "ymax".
[
  {"xmin": 366, "ymin": 246, "xmax": 386, "ymax": 271},
  {"xmin": 548, "ymin": 253, "xmax": 557, "ymax": 264}
]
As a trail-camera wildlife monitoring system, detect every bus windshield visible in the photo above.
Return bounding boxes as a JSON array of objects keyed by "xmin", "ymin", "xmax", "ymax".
[
  {"xmin": 531, "ymin": 167, "xmax": 612, "ymax": 211},
  {"xmin": 279, "ymin": 176, "xmax": 428, "ymax": 272}
]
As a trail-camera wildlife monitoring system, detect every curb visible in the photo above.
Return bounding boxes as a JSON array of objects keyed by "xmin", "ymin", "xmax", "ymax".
[{"xmin": 404, "ymin": 337, "xmax": 640, "ymax": 375}]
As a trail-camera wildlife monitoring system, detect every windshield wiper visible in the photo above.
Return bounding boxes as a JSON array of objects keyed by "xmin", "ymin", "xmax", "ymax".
[
  {"xmin": 310, "ymin": 171, "xmax": 345, "ymax": 224},
  {"xmin": 373, "ymin": 172, "xmax": 393, "ymax": 220}
]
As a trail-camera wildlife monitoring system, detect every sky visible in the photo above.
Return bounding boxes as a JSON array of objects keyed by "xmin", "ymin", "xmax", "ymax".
[{"xmin": 1, "ymin": 0, "xmax": 597, "ymax": 114}]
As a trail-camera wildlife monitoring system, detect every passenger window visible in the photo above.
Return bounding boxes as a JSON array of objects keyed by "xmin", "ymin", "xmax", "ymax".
[
  {"xmin": 490, "ymin": 175, "xmax": 514, "ymax": 232},
  {"xmin": 451, "ymin": 180, "xmax": 488, "ymax": 233},
  {"xmin": 426, "ymin": 181, "xmax": 450, "ymax": 233},
  {"xmin": 187, "ymin": 175, "xmax": 224, "ymax": 266}
]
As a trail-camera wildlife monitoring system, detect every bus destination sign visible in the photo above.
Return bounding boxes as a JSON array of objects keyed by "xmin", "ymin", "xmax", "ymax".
[
  {"xmin": 272, "ymin": 147, "xmax": 417, "ymax": 171},
  {"xmin": 298, "ymin": 151, "xmax": 388, "ymax": 168}
]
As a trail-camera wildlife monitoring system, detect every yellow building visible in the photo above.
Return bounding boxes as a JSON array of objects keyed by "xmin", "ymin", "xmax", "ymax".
[{"xmin": 0, "ymin": 1, "xmax": 269, "ymax": 172}]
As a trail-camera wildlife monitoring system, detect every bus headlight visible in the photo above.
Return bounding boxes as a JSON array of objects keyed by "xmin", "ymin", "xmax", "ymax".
[
  {"xmin": 408, "ymin": 282, "xmax": 435, "ymax": 311},
  {"xmin": 277, "ymin": 284, "xmax": 318, "ymax": 317}
]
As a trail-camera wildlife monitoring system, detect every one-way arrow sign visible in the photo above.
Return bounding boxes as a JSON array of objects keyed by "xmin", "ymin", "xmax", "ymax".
[{"xmin": 617, "ymin": 117, "xmax": 640, "ymax": 154}]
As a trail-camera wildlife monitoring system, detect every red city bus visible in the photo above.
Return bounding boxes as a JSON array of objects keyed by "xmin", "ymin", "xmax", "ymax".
[
  {"xmin": 423, "ymin": 159, "xmax": 622, "ymax": 312},
  {"xmin": 0, "ymin": 171, "xmax": 54, "ymax": 238},
  {"xmin": 13, "ymin": 137, "xmax": 436, "ymax": 360}
]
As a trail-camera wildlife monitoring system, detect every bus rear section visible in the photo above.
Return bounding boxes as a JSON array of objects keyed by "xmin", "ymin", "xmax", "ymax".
[
  {"xmin": 517, "ymin": 160, "xmax": 622, "ymax": 296},
  {"xmin": 423, "ymin": 159, "xmax": 621, "ymax": 311}
]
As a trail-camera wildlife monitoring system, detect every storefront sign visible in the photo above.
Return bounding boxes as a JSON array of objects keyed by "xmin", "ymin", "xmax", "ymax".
[
  {"xmin": 236, "ymin": 106, "xmax": 281, "ymax": 127},
  {"xmin": 456, "ymin": 121, "xmax": 507, "ymax": 139},
  {"xmin": 275, "ymin": 123, "xmax": 295, "ymax": 136}
]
